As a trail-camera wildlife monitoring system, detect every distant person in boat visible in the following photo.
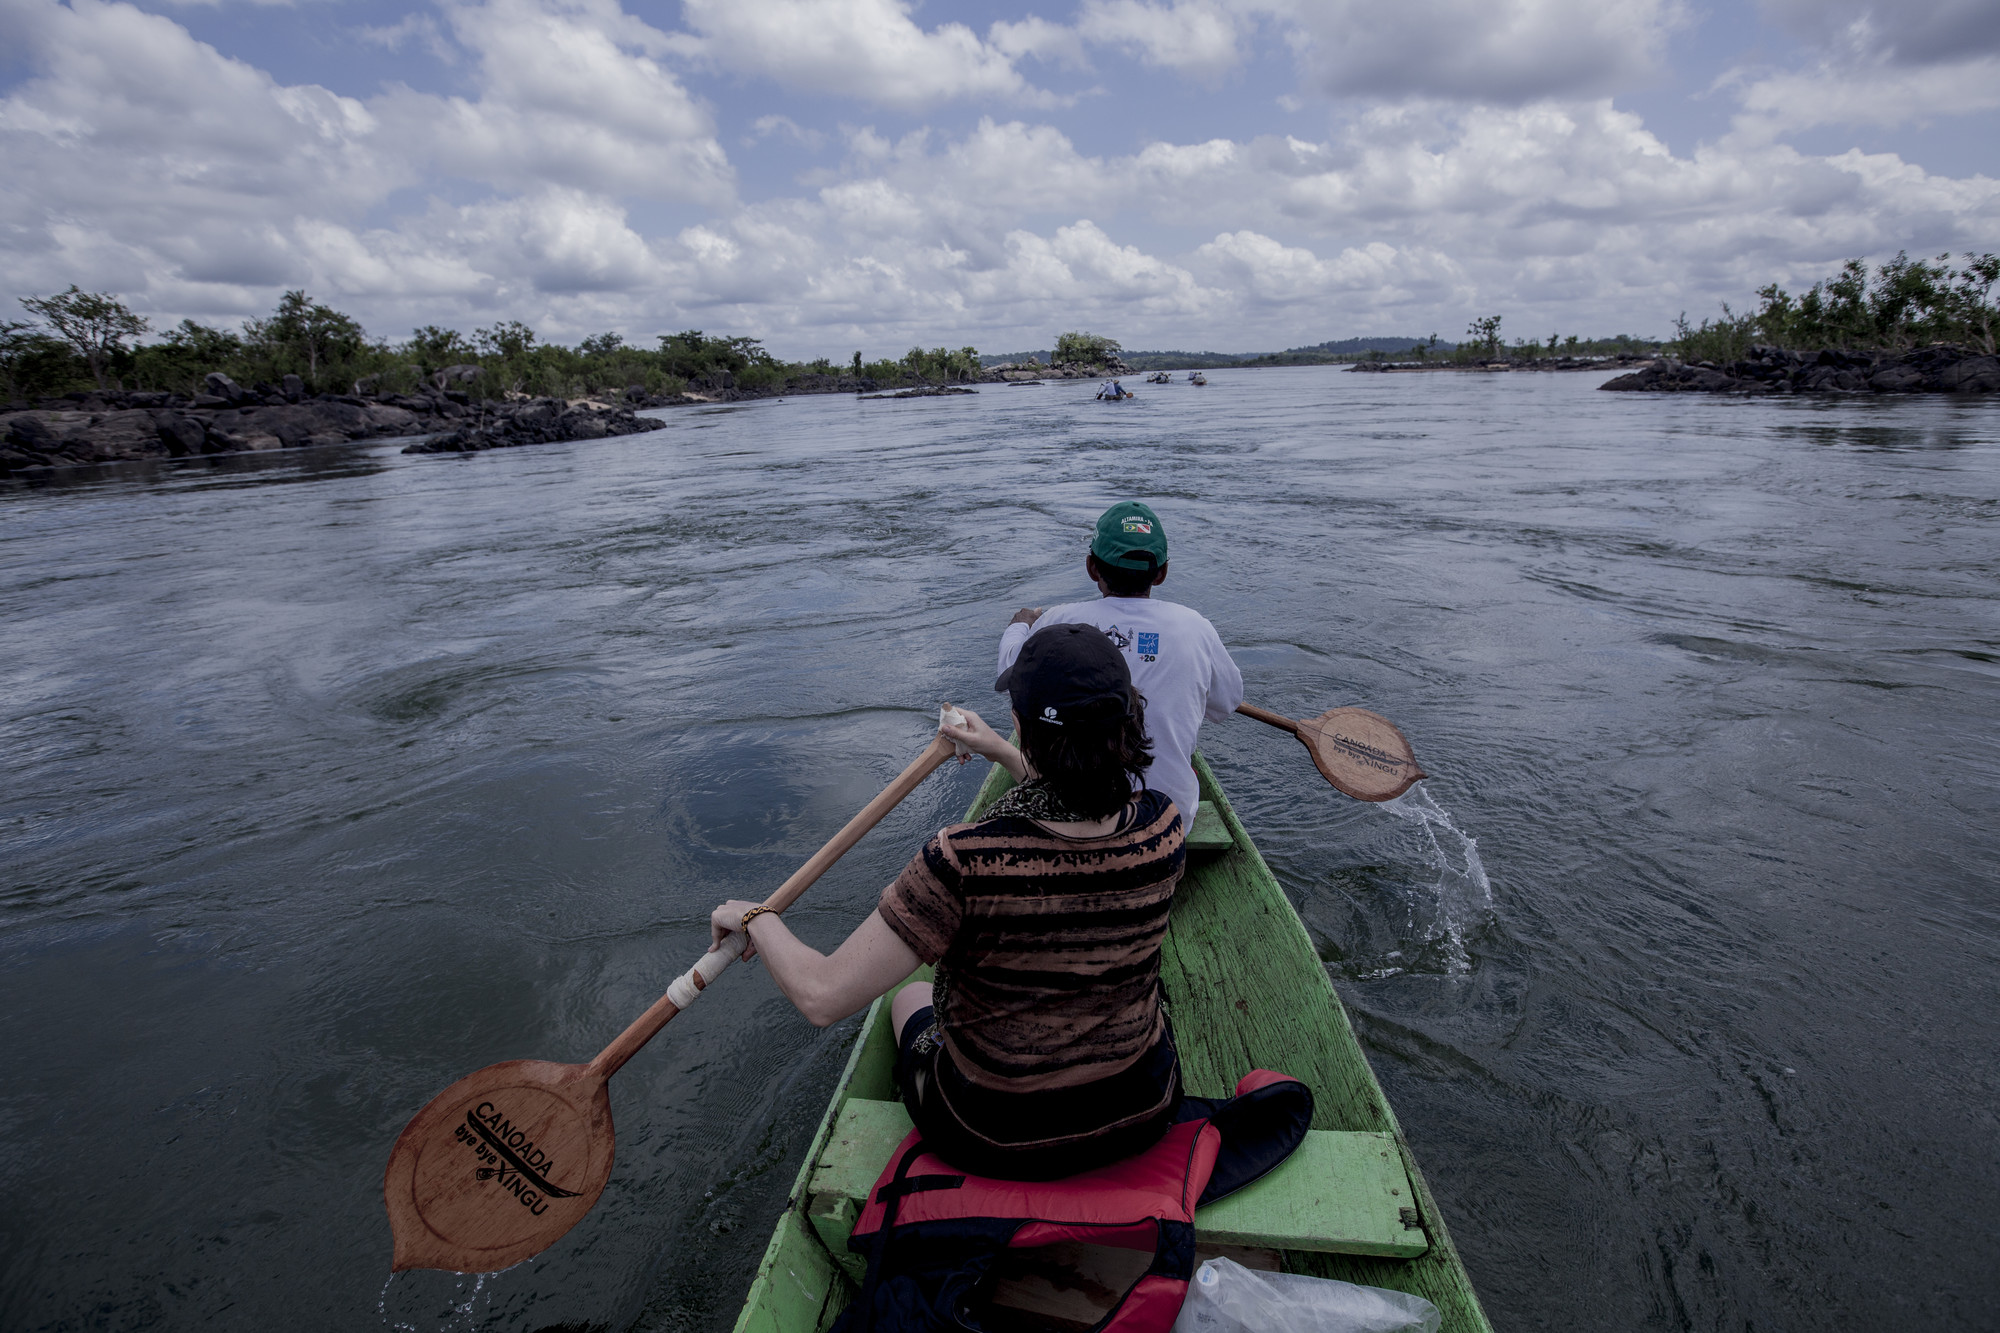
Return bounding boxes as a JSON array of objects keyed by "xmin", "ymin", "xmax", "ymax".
[
  {"xmin": 999, "ymin": 501, "xmax": 1244, "ymax": 825},
  {"xmin": 710, "ymin": 626, "xmax": 1185, "ymax": 1179}
]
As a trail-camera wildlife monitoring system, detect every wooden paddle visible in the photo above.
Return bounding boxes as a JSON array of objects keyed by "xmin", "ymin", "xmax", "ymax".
[
  {"xmin": 1236, "ymin": 703, "xmax": 1426, "ymax": 802},
  {"xmin": 383, "ymin": 730, "xmax": 958, "ymax": 1274}
]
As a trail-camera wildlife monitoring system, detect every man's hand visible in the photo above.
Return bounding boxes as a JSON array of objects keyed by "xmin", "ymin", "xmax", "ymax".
[{"xmin": 1009, "ymin": 607, "xmax": 1044, "ymax": 627}]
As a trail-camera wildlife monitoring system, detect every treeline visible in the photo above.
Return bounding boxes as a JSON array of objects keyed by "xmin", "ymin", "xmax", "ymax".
[
  {"xmin": 1, "ymin": 287, "xmax": 987, "ymax": 403},
  {"xmin": 1672, "ymin": 251, "xmax": 1999, "ymax": 364}
]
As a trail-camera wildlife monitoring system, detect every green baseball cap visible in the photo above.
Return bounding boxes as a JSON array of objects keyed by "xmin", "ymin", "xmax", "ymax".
[{"xmin": 1091, "ymin": 501, "xmax": 1168, "ymax": 573}]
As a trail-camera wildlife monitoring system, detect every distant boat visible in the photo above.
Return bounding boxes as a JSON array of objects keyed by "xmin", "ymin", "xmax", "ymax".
[
  {"xmin": 1187, "ymin": 372, "xmax": 1207, "ymax": 385},
  {"xmin": 1096, "ymin": 380, "xmax": 1135, "ymax": 400},
  {"xmin": 1146, "ymin": 371, "xmax": 1171, "ymax": 384}
]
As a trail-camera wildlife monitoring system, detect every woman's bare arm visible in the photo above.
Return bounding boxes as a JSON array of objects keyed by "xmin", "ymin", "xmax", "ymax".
[{"xmin": 710, "ymin": 902, "xmax": 920, "ymax": 1027}]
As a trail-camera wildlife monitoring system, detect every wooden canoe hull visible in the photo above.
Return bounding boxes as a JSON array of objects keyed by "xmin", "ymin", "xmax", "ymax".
[{"xmin": 731, "ymin": 755, "xmax": 1492, "ymax": 1333}]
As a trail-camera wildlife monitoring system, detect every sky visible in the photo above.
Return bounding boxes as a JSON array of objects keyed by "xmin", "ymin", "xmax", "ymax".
[{"xmin": 1, "ymin": 0, "xmax": 1997, "ymax": 359}]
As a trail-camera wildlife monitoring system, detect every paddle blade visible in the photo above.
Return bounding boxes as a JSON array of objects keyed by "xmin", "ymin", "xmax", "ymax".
[
  {"xmin": 1295, "ymin": 707, "xmax": 1426, "ymax": 802},
  {"xmin": 383, "ymin": 1059, "xmax": 615, "ymax": 1273}
]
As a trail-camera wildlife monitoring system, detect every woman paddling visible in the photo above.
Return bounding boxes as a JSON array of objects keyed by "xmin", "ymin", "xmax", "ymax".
[{"xmin": 709, "ymin": 624, "xmax": 1187, "ymax": 1180}]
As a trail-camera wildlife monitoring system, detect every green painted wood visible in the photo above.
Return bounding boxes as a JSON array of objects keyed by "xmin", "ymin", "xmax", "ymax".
[
  {"xmin": 807, "ymin": 1192, "xmax": 863, "ymax": 1284},
  {"xmin": 732, "ymin": 1207, "xmax": 844, "ymax": 1333},
  {"xmin": 1192, "ymin": 1130, "xmax": 1423, "ymax": 1258},
  {"xmin": 1166, "ymin": 756, "xmax": 1491, "ymax": 1331},
  {"xmin": 808, "ymin": 1099, "xmax": 917, "ymax": 1202},
  {"xmin": 1184, "ymin": 800, "xmax": 1234, "ymax": 852},
  {"xmin": 731, "ymin": 751, "xmax": 1492, "ymax": 1333},
  {"xmin": 807, "ymin": 1098, "xmax": 1424, "ymax": 1257}
]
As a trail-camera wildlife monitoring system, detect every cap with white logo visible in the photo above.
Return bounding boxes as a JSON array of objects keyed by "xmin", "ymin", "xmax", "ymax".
[{"xmin": 996, "ymin": 623, "xmax": 1135, "ymax": 727}]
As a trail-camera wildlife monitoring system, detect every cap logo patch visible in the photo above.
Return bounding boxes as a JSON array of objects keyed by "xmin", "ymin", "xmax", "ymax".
[
  {"xmin": 1041, "ymin": 705, "xmax": 1062, "ymax": 726},
  {"xmin": 1121, "ymin": 518, "xmax": 1153, "ymax": 534}
]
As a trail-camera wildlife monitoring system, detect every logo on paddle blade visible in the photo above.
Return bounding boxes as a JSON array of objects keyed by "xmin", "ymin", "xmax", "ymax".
[{"xmin": 451, "ymin": 1102, "xmax": 582, "ymax": 1217}]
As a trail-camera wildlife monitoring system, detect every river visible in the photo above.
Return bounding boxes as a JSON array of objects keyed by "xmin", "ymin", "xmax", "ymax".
[{"xmin": 2, "ymin": 367, "xmax": 1995, "ymax": 1331}]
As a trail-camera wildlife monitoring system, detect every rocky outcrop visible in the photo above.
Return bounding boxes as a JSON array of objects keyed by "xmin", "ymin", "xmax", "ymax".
[
  {"xmin": 1600, "ymin": 345, "xmax": 2000, "ymax": 395},
  {"xmin": 0, "ymin": 390, "xmax": 440, "ymax": 474},
  {"xmin": 978, "ymin": 355, "xmax": 1129, "ymax": 382},
  {"xmin": 858, "ymin": 385, "xmax": 979, "ymax": 399},
  {"xmin": 1350, "ymin": 354, "xmax": 1648, "ymax": 373},
  {"xmin": 400, "ymin": 398, "xmax": 667, "ymax": 454}
]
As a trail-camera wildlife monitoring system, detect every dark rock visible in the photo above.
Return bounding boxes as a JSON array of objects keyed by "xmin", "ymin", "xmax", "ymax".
[
  {"xmin": 5, "ymin": 413, "xmax": 60, "ymax": 452},
  {"xmin": 1941, "ymin": 356, "xmax": 2000, "ymax": 393},
  {"xmin": 859, "ymin": 385, "xmax": 979, "ymax": 399},
  {"xmin": 1868, "ymin": 364, "xmax": 1926, "ymax": 393},
  {"xmin": 282, "ymin": 374, "xmax": 305, "ymax": 403},
  {"xmin": 433, "ymin": 364, "xmax": 483, "ymax": 388},
  {"xmin": 203, "ymin": 372, "xmax": 249, "ymax": 404},
  {"xmin": 156, "ymin": 414, "xmax": 206, "ymax": 457},
  {"xmin": 402, "ymin": 401, "xmax": 667, "ymax": 454},
  {"xmin": 1603, "ymin": 344, "xmax": 1995, "ymax": 396}
]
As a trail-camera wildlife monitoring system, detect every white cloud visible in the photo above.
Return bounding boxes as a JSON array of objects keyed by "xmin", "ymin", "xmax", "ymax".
[
  {"xmin": 1759, "ymin": 0, "xmax": 2000, "ymax": 66},
  {"xmin": 1727, "ymin": 55, "xmax": 2000, "ymax": 136},
  {"xmin": 0, "ymin": 0, "xmax": 729, "ymax": 317},
  {"xmin": 1075, "ymin": 0, "xmax": 1247, "ymax": 77},
  {"xmin": 677, "ymin": 0, "xmax": 1052, "ymax": 109},
  {"xmin": 376, "ymin": 0, "xmax": 733, "ymax": 203},
  {"xmin": 1263, "ymin": 0, "xmax": 1682, "ymax": 103},
  {"xmin": 2, "ymin": 0, "xmax": 1996, "ymax": 357}
]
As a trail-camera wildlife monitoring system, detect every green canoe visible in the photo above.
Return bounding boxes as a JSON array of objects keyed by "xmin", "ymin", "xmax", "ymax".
[{"xmin": 730, "ymin": 754, "xmax": 1493, "ymax": 1333}]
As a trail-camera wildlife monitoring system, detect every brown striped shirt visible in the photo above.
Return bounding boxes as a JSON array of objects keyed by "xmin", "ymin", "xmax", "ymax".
[{"xmin": 878, "ymin": 790, "xmax": 1185, "ymax": 1093}]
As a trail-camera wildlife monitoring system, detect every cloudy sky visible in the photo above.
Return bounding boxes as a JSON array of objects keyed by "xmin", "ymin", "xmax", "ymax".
[{"xmin": 2, "ymin": 0, "xmax": 1997, "ymax": 357}]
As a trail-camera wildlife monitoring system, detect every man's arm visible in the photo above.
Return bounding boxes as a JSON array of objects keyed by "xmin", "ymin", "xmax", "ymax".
[
  {"xmin": 1202, "ymin": 621, "xmax": 1246, "ymax": 721},
  {"xmin": 996, "ymin": 607, "xmax": 1045, "ymax": 681}
]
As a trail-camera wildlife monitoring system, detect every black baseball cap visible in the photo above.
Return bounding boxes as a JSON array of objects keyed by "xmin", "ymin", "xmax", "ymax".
[{"xmin": 995, "ymin": 624, "xmax": 1134, "ymax": 725}]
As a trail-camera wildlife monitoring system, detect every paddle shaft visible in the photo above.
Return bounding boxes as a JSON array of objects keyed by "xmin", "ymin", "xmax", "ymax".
[
  {"xmin": 1235, "ymin": 702, "xmax": 1300, "ymax": 735},
  {"xmin": 585, "ymin": 732, "xmax": 957, "ymax": 1080}
]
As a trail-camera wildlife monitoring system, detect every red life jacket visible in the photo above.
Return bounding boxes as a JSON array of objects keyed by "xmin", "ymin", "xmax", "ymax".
[{"xmin": 834, "ymin": 1070, "xmax": 1313, "ymax": 1333}]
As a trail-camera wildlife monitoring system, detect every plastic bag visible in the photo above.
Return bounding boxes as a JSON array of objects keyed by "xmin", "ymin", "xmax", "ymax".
[{"xmin": 1170, "ymin": 1257, "xmax": 1441, "ymax": 1333}]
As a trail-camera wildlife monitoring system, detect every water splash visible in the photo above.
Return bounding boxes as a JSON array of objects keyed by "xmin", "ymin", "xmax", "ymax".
[
  {"xmin": 379, "ymin": 1269, "xmax": 501, "ymax": 1332},
  {"xmin": 1372, "ymin": 782, "xmax": 1493, "ymax": 975}
]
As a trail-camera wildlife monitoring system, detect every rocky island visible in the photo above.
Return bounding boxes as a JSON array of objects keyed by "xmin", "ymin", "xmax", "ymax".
[
  {"xmin": 1, "ymin": 370, "xmax": 670, "ymax": 475},
  {"xmin": 1600, "ymin": 344, "xmax": 1999, "ymax": 395}
]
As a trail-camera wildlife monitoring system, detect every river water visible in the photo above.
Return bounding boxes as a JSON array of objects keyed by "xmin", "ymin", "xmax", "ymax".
[{"xmin": 2, "ymin": 367, "xmax": 1995, "ymax": 1332}]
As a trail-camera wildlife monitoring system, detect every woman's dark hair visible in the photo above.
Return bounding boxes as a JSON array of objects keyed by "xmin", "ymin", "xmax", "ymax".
[
  {"xmin": 1018, "ymin": 695, "xmax": 1154, "ymax": 819},
  {"xmin": 1095, "ymin": 559, "xmax": 1163, "ymax": 598}
]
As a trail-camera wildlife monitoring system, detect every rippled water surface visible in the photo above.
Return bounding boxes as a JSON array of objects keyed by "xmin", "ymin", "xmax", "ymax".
[{"xmin": 3, "ymin": 368, "xmax": 1996, "ymax": 1332}]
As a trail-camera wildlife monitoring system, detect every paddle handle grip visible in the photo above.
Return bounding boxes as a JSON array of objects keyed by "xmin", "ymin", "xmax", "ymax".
[
  {"xmin": 1236, "ymin": 702, "xmax": 1300, "ymax": 734},
  {"xmin": 585, "ymin": 732, "xmax": 958, "ymax": 1080}
]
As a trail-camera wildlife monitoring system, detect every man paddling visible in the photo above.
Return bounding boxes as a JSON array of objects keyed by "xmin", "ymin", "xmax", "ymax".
[{"xmin": 997, "ymin": 501, "xmax": 1244, "ymax": 823}]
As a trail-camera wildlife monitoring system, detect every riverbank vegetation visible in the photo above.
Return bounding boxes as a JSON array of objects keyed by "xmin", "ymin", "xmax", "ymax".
[
  {"xmin": 3, "ymin": 288, "xmax": 987, "ymax": 403},
  {"xmin": 1672, "ymin": 252, "xmax": 1999, "ymax": 364}
]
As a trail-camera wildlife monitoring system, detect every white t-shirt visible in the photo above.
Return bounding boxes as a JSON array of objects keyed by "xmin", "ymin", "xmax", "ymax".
[{"xmin": 996, "ymin": 597, "xmax": 1245, "ymax": 823}]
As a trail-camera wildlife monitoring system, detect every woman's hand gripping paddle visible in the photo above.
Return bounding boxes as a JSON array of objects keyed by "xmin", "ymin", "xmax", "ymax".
[
  {"xmin": 1236, "ymin": 703, "xmax": 1426, "ymax": 802},
  {"xmin": 382, "ymin": 729, "xmax": 959, "ymax": 1274}
]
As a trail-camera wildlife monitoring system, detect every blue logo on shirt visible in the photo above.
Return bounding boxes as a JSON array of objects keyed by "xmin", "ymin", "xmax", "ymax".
[{"xmin": 1136, "ymin": 632, "xmax": 1159, "ymax": 660}]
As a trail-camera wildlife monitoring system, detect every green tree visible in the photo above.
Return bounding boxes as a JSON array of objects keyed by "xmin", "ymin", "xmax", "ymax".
[
  {"xmin": 246, "ymin": 290, "xmax": 365, "ymax": 384},
  {"xmin": 1, "ymin": 319, "xmax": 83, "ymax": 399},
  {"xmin": 18, "ymin": 286, "xmax": 150, "ymax": 389},
  {"xmin": 408, "ymin": 325, "xmax": 473, "ymax": 370},
  {"xmin": 578, "ymin": 332, "xmax": 625, "ymax": 357},
  {"xmin": 1053, "ymin": 331, "xmax": 1121, "ymax": 366},
  {"xmin": 1465, "ymin": 315, "xmax": 1502, "ymax": 357},
  {"xmin": 473, "ymin": 320, "xmax": 537, "ymax": 360},
  {"xmin": 1949, "ymin": 253, "xmax": 1999, "ymax": 354},
  {"xmin": 131, "ymin": 320, "xmax": 246, "ymax": 395}
]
